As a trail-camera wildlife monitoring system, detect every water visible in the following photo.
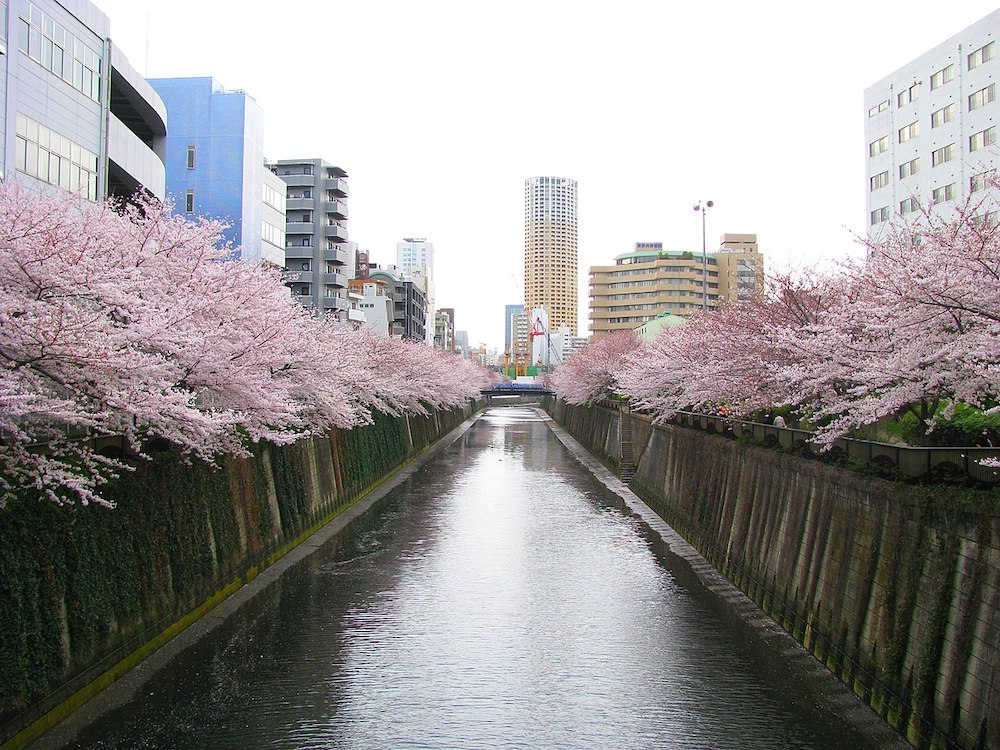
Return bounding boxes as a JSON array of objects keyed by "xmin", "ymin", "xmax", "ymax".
[{"xmin": 54, "ymin": 408, "xmax": 885, "ymax": 749}]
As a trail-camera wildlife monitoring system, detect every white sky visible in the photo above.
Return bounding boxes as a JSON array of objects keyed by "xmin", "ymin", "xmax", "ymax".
[{"xmin": 92, "ymin": 0, "xmax": 1000, "ymax": 351}]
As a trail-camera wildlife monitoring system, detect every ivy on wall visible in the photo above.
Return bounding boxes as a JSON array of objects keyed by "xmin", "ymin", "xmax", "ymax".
[{"xmin": 0, "ymin": 403, "xmax": 474, "ymax": 738}]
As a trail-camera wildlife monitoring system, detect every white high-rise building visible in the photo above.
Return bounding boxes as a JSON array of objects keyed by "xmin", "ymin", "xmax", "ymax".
[
  {"xmin": 864, "ymin": 10, "xmax": 1000, "ymax": 236},
  {"xmin": 524, "ymin": 177, "xmax": 578, "ymax": 336},
  {"xmin": 397, "ymin": 238, "xmax": 435, "ymax": 345}
]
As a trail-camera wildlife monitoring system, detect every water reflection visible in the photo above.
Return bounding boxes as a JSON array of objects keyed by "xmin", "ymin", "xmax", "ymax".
[{"xmin": 55, "ymin": 407, "xmax": 881, "ymax": 750}]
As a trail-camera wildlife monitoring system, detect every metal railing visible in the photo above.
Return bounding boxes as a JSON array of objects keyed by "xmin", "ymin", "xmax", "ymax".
[{"xmin": 592, "ymin": 402, "xmax": 1000, "ymax": 484}]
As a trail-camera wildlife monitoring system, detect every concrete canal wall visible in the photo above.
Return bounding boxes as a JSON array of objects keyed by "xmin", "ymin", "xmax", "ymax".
[
  {"xmin": 549, "ymin": 400, "xmax": 1000, "ymax": 750},
  {"xmin": 0, "ymin": 404, "xmax": 477, "ymax": 748}
]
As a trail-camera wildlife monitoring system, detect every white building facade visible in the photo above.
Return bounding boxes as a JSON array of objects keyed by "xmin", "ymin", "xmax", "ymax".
[
  {"xmin": 397, "ymin": 237, "xmax": 435, "ymax": 345},
  {"xmin": 865, "ymin": 10, "xmax": 1000, "ymax": 235}
]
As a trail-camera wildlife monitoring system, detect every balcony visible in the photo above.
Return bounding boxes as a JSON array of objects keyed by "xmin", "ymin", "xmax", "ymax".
[
  {"xmin": 284, "ymin": 246, "xmax": 314, "ymax": 260},
  {"xmin": 323, "ymin": 296, "xmax": 349, "ymax": 312},
  {"xmin": 286, "ymin": 221, "xmax": 315, "ymax": 234},
  {"xmin": 326, "ymin": 199, "xmax": 349, "ymax": 219},
  {"xmin": 325, "ymin": 177, "xmax": 349, "ymax": 196},
  {"xmin": 323, "ymin": 272, "xmax": 348, "ymax": 287},
  {"xmin": 286, "ymin": 197, "xmax": 314, "ymax": 211},
  {"xmin": 324, "ymin": 246, "xmax": 352, "ymax": 265},
  {"xmin": 275, "ymin": 174, "xmax": 316, "ymax": 188},
  {"xmin": 325, "ymin": 224, "xmax": 348, "ymax": 242}
]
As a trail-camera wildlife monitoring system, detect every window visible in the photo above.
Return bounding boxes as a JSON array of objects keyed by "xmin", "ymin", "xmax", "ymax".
[
  {"xmin": 969, "ymin": 84, "xmax": 995, "ymax": 111},
  {"xmin": 869, "ymin": 135, "xmax": 889, "ymax": 157},
  {"xmin": 968, "ymin": 41, "xmax": 995, "ymax": 70},
  {"xmin": 14, "ymin": 113, "xmax": 99, "ymax": 200},
  {"xmin": 186, "ymin": 145, "xmax": 195, "ymax": 169},
  {"xmin": 20, "ymin": 4, "xmax": 101, "ymax": 102},
  {"xmin": 899, "ymin": 197, "xmax": 920, "ymax": 214},
  {"xmin": 868, "ymin": 100, "xmax": 889, "ymax": 117},
  {"xmin": 898, "ymin": 121, "xmax": 919, "ymax": 143},
  {"xmin": 899, "ymin": 157, "xmax": 920, "ymax": 179},
  {"xmin": 932, "ymin": 183, "xmax": 956, "ymax": 203},
  {"xmin": 870, "ymin": 171, "xmax": 889, "ymax": 191},
  {"xmin": 932, "ymin": 143, "xmax": 956, "ymax": 166},
  {"xmin": 871, "ymin": 206, "xmax": 890, "ymax": 225},
  {"xmin": 970, "ymin": 126, "xmax": 996, "ymax": 152},
  {"xmin": 971, "ymin": 170, "xmax": 994, "ymax": 192},
  {"xmin": 930, "ymin": 64, "xmax": 955, "ymax": 89},
  {"xmin": 185, "ymin": 190, "xmax": 194, "ymax": 213},
  {"xmin": 897, "ymin": 83, "xmax": 919, "ymax": 107},
  {"xmin": 931, "ymin": 104, "xmax": 955, "ymax": 128}
]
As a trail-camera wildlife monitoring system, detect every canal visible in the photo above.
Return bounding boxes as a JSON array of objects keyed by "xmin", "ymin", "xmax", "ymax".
[{"xmin": 44, "ymin": 407, "xmax": 896, "ymax": 749}]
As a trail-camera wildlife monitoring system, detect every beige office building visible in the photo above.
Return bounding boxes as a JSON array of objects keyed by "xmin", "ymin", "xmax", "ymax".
[
  {"xmin": 589, "ymin": 235, "xmax": 764, "ymax": 340},
  {"xmin": 524, "ymin": 176, "xmax": 578, "ymax": 335}
]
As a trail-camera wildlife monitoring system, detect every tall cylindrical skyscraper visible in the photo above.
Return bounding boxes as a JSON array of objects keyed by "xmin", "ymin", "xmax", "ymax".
[{"xmin": 524, "ymin": 176, "xmax": 578, "ymax": 336}]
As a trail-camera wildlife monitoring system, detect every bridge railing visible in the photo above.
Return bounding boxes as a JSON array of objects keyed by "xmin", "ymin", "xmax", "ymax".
[{"xmin": 593, "ymin": 401, "xmax": 1000, "ymax": 484}]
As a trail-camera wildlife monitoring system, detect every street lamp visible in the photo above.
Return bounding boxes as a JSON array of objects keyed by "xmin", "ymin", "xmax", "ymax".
[{"xmin": 692, "ymin": 200, "xmax": 714, "ymax": 311}]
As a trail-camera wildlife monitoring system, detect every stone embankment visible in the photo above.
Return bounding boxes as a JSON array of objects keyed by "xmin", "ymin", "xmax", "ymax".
[
  {"xmin": 0, "ymin": 404, "xmax": 477, "ymax": 749},
  {"xmin": 549, "ymin": 399, "xmax": 1000, "ymax": 750}
]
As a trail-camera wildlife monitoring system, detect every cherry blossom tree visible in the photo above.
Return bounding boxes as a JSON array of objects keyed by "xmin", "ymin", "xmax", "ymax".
[
  {"xmin": 779, "ymin": 192, "xmax": 1000, "ymax": 445},
  {"xmin": 616, "ymin": 271, "xmax": 840, "ymax": 421},
  {"xmin": 549, "ymin": 331, "xmax": 640, "ymax": 405},
  {"xmin": 0, "ymin": 183, "xmax": 492, "ymax": 506}
]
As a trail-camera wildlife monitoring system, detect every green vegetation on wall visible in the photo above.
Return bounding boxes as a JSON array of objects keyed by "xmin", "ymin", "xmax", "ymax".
[{"xmin": 0, "ymin": 402, "xmax": 475, "ymax": 744}]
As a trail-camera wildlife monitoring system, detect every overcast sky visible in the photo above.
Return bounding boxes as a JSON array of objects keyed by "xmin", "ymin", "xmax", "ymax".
[{"xmin": 93, "ymin": 0, "xmax": 1000, "ymax": 351}]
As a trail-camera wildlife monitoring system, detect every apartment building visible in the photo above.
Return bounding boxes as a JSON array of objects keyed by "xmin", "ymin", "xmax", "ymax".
[
  {"xmin": 269, "ymin": 158, "xmax": 356, "ymax": 321},
  {"xmin": 865, "ymin": 9, "xmax": 1000, "ymax": 233},
  {"xmin": 589, "ymin": 236, "xmax": 763, "ymax": 340},
  {"xmin": 7, "ymin": 0, "xmax": 166, "ymax": 200},
  {"xmin": 524, "ymin": 176, "xmax": 578, "ymax": 335}
]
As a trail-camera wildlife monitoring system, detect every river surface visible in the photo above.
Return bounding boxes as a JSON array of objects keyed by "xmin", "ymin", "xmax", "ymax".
[{"xmin": 56, "ymin": 407, "xmax": 886, "ymax": 749}]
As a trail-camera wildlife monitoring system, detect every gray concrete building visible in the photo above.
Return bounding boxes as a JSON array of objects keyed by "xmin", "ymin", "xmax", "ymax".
[
  {"xmin": 5, "ymin": 0, "xmax": 166, "ymax": 200},
  {"xmin": 268, "ymin": 158, "xmax": 356, "ymax": 321},
  {"xmin": 368, "ymin": 267, "xmax": 427, "ymax": 341}
]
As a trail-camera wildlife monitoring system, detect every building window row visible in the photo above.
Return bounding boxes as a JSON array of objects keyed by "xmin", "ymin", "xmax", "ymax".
[
  {"xmin": 970, "ymin": 83, "xmax": 995, "ymax": 111},
  {"xmin": 971, "ymin": 170, "xmax": 995, "ymax": 193},
  {"xmin": 263, "ymin": 182, "xmax": 285, "ymax": 212},
  {"xmin": 968, "ymin": 41, "xmax": 995, "ymax": 70},
  {"xmin": 18, "ymin": 3, "xmax": 102, "ymax": 103},
  {"xmin": 898, "ymin": 120, "xmax": 919, "ymax": 143},
  {"xmin": 262, "ymin": 219, "xmax": 285, "ymax": 248},
  {"xmin": 932, "ymin": 183, "xmax": 957, "ymax": 203},
  {"xmin": 970, "ymin": 126, "xmax": 996, "ymax": 152},
  {"xmin": 869, "ymin": 99, "xmax": 889, "ymax": 117},
  {"xmin": 930, "ymin": 64, "xmax": 955, "ymax": 90},
  {"xmin": 14, "ymin": 114, "xmax": 99, "ymax": 199},
  {"xmin": 897, "ymin": 83, "xmax": 920, "ymax": 107},
  {"xmin": 870, "ymin": 171, "xmax": 890, "ymax": 191},
  {"xmin": 931, "ymin": 104, "xmax": 955, "ymax": 128},
  {"xmin": 899, "ymin": 157, "xmax": 920, "ymax": 179},
  {"xmin": 869, "ymin": 135, "xmax": 889, "ymax": 157},
  {"xmin": 931, "ymin": 143, "xmax": 956, "ymax": 166}
]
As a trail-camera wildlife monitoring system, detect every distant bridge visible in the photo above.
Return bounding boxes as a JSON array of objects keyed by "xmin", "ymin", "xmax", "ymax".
[{"xmin": 481, "ymin": 383, "xmax": 553, "ymax": 403}]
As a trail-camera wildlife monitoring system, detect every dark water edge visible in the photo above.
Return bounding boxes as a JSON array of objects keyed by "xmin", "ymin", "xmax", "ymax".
[{"xmin": 49, "ymin": 408, "xmax": 892, "ymax": 750}]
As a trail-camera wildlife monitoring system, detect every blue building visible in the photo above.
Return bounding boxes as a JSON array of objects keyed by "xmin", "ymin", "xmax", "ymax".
[{"xmin": 148, "ymin": 77, "xmax": 285, "ymax": 265}]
